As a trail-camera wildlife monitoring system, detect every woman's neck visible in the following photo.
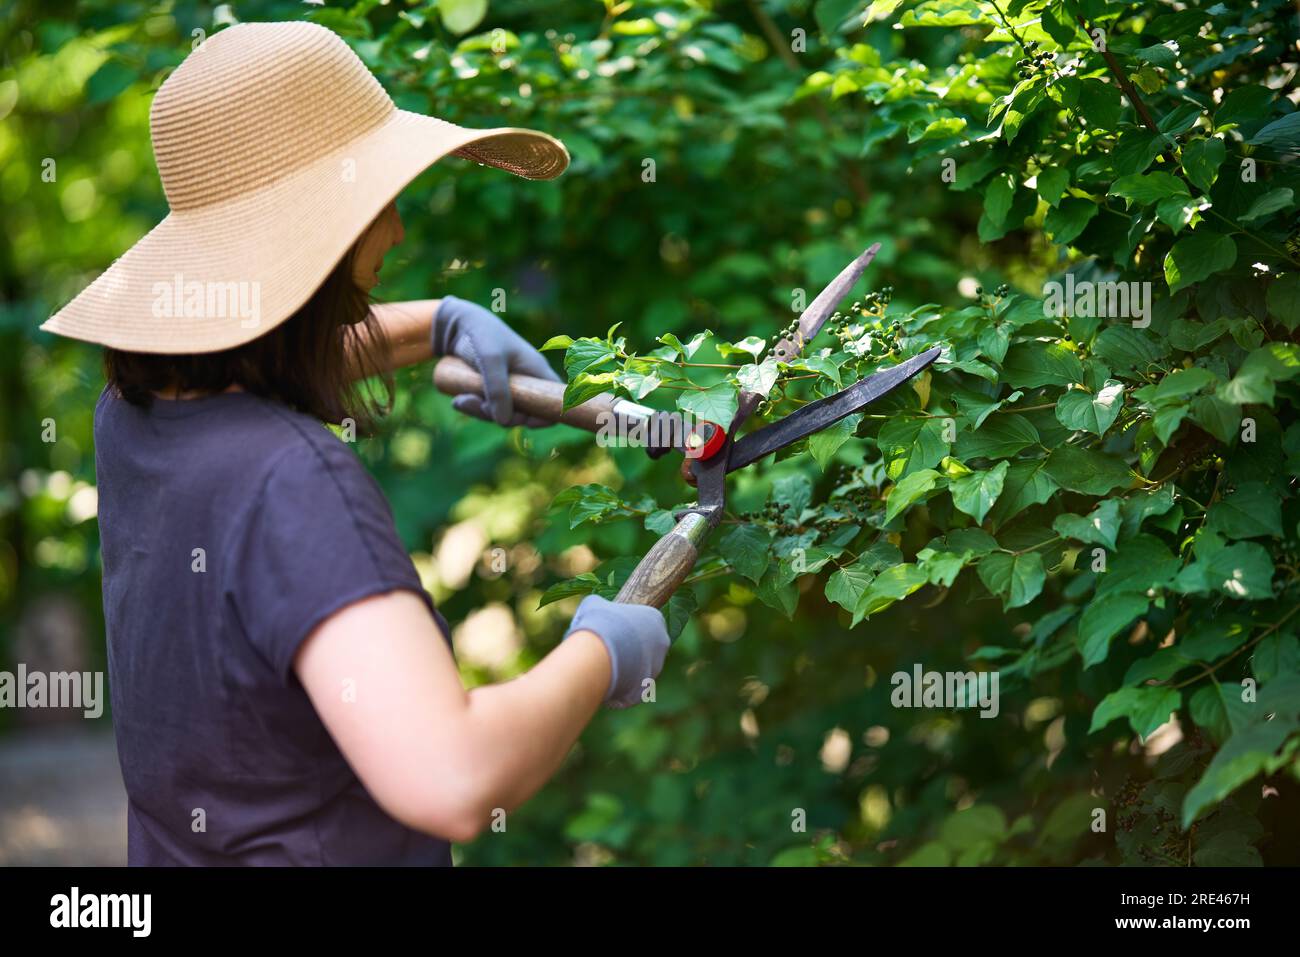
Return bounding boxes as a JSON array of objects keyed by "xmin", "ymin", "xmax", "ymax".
[{"xmin": 153, "ymin": 382, "xmax": 245, "ymax": 400}]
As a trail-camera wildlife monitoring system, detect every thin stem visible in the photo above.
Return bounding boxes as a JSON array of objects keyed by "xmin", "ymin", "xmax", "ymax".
[{"xmin": 1169, "ymin": 603, "xmax": 1300, "ymax": 690}]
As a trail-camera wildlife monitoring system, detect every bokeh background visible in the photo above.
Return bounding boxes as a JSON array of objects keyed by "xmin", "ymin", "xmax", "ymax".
[{"xmin": 2, "ymin": 0, "xmax": 1296, "ymax": 865}]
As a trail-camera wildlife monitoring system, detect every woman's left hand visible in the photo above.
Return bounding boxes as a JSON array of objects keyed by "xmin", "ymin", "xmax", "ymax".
[{"xmin": 431, "ymin": 295, "xmax": 562, "ymax": 427}]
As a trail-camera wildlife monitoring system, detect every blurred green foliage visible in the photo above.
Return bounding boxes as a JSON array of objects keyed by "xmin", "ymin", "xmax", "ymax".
[{"xmin": 2, "ymin": 0, "xmax": 1298, "ymax": 865}]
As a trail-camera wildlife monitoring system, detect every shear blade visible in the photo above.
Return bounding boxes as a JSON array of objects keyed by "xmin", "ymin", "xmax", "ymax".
[{"xmin": 727, "ymin": 346, "xmax": 942, "ymax": 473}]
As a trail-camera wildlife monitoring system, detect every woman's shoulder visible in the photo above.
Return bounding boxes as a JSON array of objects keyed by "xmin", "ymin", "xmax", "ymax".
[{"xmin": 96, "ymin": 384, "xmax": 372, "ymax": 492}]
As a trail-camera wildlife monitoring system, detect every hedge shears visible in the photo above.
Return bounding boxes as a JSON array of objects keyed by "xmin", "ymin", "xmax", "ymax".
[{"xmin": 434, "ymin": 244, "xmax": 941, "ymax": 608}]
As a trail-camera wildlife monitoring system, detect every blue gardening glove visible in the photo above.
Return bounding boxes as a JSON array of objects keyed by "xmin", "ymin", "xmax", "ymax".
[
  {"xmin": 564, "ymin": 594, "xmax": 671, "ymax": 710},
  {"xmin": 431, "ymin": 295, "xmax": 561, "ymax": 428}
]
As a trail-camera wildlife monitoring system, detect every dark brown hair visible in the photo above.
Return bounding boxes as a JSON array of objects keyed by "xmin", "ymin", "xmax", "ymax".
[{"xmin": 103, "ymin": 245, "xmax": 393, "ymax": 429}]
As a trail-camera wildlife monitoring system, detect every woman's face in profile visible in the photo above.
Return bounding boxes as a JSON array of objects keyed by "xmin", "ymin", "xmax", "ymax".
[{"xmin": 352, "ymin": 201, "xmax": 405, "ymax": 291}]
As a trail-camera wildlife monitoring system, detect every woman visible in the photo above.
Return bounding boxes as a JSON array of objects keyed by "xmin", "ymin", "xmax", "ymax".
[{"xmin": 41, "ymin": 20, "xmax": 671, "ymax": 865}]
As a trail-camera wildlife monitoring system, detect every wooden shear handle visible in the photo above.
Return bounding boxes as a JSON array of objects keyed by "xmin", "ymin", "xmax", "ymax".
[
  {"xmin": 435, "ymin": 357, "xmax": 713, "ymax": 609},
  {"xmin": 433, "ymin": 356, "xmax": 619, "ymax": 433},
  {"xmin": 614, "ymin": 513, "xmax": 710, "ymax": 608}
]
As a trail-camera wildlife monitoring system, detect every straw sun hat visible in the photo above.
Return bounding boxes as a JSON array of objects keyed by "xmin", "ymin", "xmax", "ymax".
[{"xmin": 41, "ymin": 20, "xmax": 569, "ymax": 354}]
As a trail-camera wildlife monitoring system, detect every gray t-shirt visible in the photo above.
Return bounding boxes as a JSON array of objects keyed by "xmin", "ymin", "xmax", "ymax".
[{"xmin": 94, "ymin": 386, "xmax": 453, "ymax": 865}]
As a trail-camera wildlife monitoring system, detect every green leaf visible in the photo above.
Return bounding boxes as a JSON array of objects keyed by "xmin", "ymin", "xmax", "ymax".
[
  {"xmin": 954, "ymin": 413, "xmax": 1039, "ymax": 459},
  {"xmin": 85, "ymin": 58, "xmax": 137, "ymax": 105},
  {"xmin": 1036, "ymin": 167, "xmax": 1070, "ymax": 208},
  {"xmin": 677, "ymin": 381, "xmax": 739, "ymax": 426},
  {"xmin": 773, "ymin": 473, "xmax": 813, "ymax": 516},
  {"xmin": 645, "ymin": 509, "xmax": 676, "ymax": 535},
  {"xmin": 1151, "ymin": 365, "xmax": 1219, "ymax": 402},
  {"xmin": 940, "ymin": 804, "xmax": 1007, "ymax": 851},
  {"xmin": 983, "ymin": 172, "xmax": 1016, "ymax": 226},
  {"xmin": 1044, "ymin": 198, "xmax": 1099, "ymax": 245},
  {"xmin": 916, "ymin": 546, "xmax": 968, "ymax": 586},
  {"xmin": 1170, "ymin": 318, "xmax": 1231, "ymax": 353},
  {"xmin": 977, "ymin": 550, "xmax": 1045, "ymax": 610},
  {"xmin": 1246, "ymin": 112, "xmax": 1300, "ymax": 153},
  {"xmin": 437, "ymin": 0, "xmax": 488, "ymax": 35},
  {"xmin": 1189, "ymin": 681, "xmax": 1256, "ymax": 743},
  {"xmin": 1076, "ymin": 78, "xmax": 1121, "ymax": 130},
  {"xmin": 717, "ymin": 525, "xmax": 771, "ymax": 584},
  {"xmin": 1053, "ymin": 498, "xmax": 1121, "ymax": 551},
  {"xmin": 809, "ymin": 413, "xmax": 861, "ymax": 470},
  {"xmin": 1055, "ymin": 380, "xmax": 1124, "ymax": 435},
  {"xmin": 1092, "ymin": 325, "xmax": 1169, "ymax": 376},
  {"xmin": 898, "ymin": 842, "xmax": 950, "ymax": 867},
  {"xmin": 987, "ymin": 459, "xmax": 1058, "ymax": 528},
  {"xmin": 1216, "ymin": 86, "xmax": 1274, "ymax": 127},
  {"xmin": 815, "ymin": 0, "xmax": 861, "ymax": 34},
  {"xmin": 1108, "ymin": 172, "xmax": 1189, "ymax": 208},
  {"xmin": 1001, "ymin": 342, "xmax": 1085, "ymax": 389},
  {"xmin": 1136, "ymin": 41, "xmax": 1179, "ymax": 69},
  {"xmin": 657, "ymin": 330, "xmax": 711, "ymax": 360},
  {"xmin": 1193, "ymin": 831, "xmax": 1263, "ymax": 868},
  {"xmin": 564, "ymin": 370, "xmax": 616, "ymax": 410},
  {"xmin": 665, "ymin": 588, "xmax": 696, "ymax": 640},
  {"xmin": 1189, "ymin": 394, "xmax": 1241, "ymax": 444},
  {"xmin": 1154, "ymin": 194, "xmax": 1206, "ymax": 234},
  {"xmin": 1239, "ymin": 187, "xmax": 1293, "ymax": 223},
  {"xmin": 1206, "ymin": 481, "xmax": 1283, "ymax": 539},
  {"xmin": 540, "ymin": 334, "xmax": 574, "ymax": 351},
  {"xmin": 1044, "ymin": 445, "xmax": 1132, "ymax": 495},
  {"xmin": 1079, "ymin": 593, "xmax": 1150, "ymax": 667},
  {"xmin": 1182, "ymin": 674, "xmax": 1300, "ymax": 826},
  {"xmin": 756, "ymin": 565, "xmax": 798, "ymax": 618},
  {"xmin": 826, "ymin": 561, "xmax": 875, "ymax": 612},
  {"xmin": 1120, "ymin": 484, "xmax": 1177, "ymax": 536},
  {"xmin": 538, "ymin": 572, "xmax": 600, "ymax": 607},
  {"xmin": 618, "ymin": 371, "xmax": 662, "ymax": 400},
  {"xmin": 564, "ymin": 338, "xmax": 618, "ymax": 377},
  {"xmin": 1180, "ymin": 137, "xmax": 1226, "ymax": 192},
  {"xmin": 1097, "ymin": 534, "xmax": 1181, "ymax": 599},
  {"xmin": 1253, "ymin": 632, "xmax": 1300, "ymax": 684},
  {"xmin": 854, "ymin": 563, "xmax": 928, "ymax": 623},
  {"xmin": 716, "ymin": 335, "xmax": 767, "ymax": 359},
  {"xmin": 1265, "ymin": 274, "xmax": 1300, "ymax": 331},
  {"xmin": 900, "ymin": 0, "xmax": 992, "ymax": 28},
  {"xmin": 736, "ymin": 356, "xmax": 780, "ymax": 398},
  {"xmin": 1164, "ymin": 230, "xmax": 1237, "ymax": 294},
  {"xmin": 865, "ymin": 0, "xmax": 903, "ymax": 23},
  {"xmin": 554, "ymin": 484, "xmax": 624, "ymax": 528},
  {"xmin": 878, "ymin": 416, "xmax": 950, "ymax": 480},
  {"xmin": 1218, "ymin": 343, "xmax": 1300, "ymax": 404},
  {"xmin": 885, "ymin": 469, "xmax": 943, "ymax": 523},
  {"xmin": 1112, "ymin": 129, "xmax": 1165, "ymax": 176},
  {"xmin": 1203, "ymin": 542, "xmax": 1275, "ymax": 600},
  {"xmin": 949, "ymin": 460, "xmax": 1009, "ymax": 525},
  {"xmin": 1089, "ymin": 686, "xmax": 1181, "ymax": 739}
]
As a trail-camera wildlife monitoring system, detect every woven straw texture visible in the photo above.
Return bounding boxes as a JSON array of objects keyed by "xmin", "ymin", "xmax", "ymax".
[{"xmin": 41, "ymin": 20, "xmax": 569, "ymax": 354}]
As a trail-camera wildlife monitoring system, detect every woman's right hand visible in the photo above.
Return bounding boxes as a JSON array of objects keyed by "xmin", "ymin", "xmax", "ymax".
[{"xmin": 564, "ymin": 594, "xmax": 672, "ymax": 709}]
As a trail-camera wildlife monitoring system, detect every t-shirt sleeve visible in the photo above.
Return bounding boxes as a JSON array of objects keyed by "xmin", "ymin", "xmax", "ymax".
[{"xmin": 228, "ymin": 432, "xmax": 438, "ymax": 684}]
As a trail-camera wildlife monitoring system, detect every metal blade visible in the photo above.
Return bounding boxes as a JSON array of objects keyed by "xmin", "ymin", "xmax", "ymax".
[
  {"xmin": 727, "ymin": 346, "xmax": 942, "ymax": 473},
  {"xmin": 771, "ymin": 242, "xmax": 882, "ymax": 364},
  {"xmin": 729, "ymin": 243, "xmax": 882, "ymax": 433}
]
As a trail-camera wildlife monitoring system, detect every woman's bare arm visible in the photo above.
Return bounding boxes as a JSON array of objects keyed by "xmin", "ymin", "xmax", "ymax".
[
  {"xmin": 352, "ymin": 300, "xmax": 441, "ymax": 376},
  {"xmin": 293, "ymin": 590, "xmax": 611, "ymax": 843}
]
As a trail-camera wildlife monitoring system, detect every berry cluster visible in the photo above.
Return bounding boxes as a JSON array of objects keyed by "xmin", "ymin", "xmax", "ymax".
[
  {"xmin": 737, "ymin": 500, "xmax": 801, "ymax": 534},
  {"xmin": 878, "ymin": 319, "xmax": 905, "ymax": 353},
  {"xmin": 975, "ymin": 283, "xmax": 1010, "ymax": 299},
  {"xmin": 829, "ymin": 286, "xmax": 896, "ymax": 333},
  {"xmin": 776, "ymin": 316, "xmax": 801, "ymax": 347},
  {"xmin": 1016, "ymin": 41, "xmax": 1054, "ymax": 80},
  {"xmin": 860, "ymin": 286, "xmax": 895, "ymax": 312},
  {"xmin": 832, "ymin": 465, "xmax": 874, "ymax": 514}
]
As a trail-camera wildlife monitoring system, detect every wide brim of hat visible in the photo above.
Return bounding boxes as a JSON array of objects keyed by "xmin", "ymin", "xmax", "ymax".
[{"xmin": 40, "ymin": 109, "xmax": 569, "ymax": 354}]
